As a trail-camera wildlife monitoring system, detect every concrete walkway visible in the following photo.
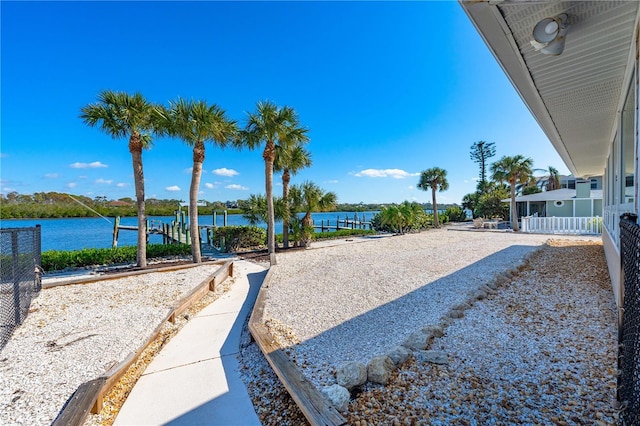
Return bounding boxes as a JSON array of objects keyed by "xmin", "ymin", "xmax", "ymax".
[{"xmin": 114, "ymin": 260, "xmax": 267, "ymax": 426}]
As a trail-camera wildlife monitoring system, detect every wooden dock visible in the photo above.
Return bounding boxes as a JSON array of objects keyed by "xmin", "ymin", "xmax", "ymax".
[
  {"xmin": 112, "ymin": 211, "xmax": 191, "ymax": 248},
  {"xmin": 313, "ymin": 215, "xmax": 373, "ymax": 232}
]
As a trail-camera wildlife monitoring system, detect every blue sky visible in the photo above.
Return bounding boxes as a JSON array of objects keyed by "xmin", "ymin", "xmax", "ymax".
[{"xmin": 1, "ymin": 1, "xmax": 570, "ymax": 206}]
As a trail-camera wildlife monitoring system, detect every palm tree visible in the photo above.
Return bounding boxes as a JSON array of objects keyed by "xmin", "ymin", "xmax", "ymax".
[
  {"xmin": 80, "ymin": 90, "xmax": 159, "ymax": 268},
  {"xmin": 546, "ymin": 166, "xmax": 561, "ymax": 191},
  {"xmin": 289, "ymin": 181, "xmax": 337, "ymax": 247},
  {"xmin": 275, "ymin": 141, "xmax": 311, "ymax": 249},
  {"xmin": 242, "ymin": 101, "xmax": 305, "ymax": 257},
  {"xmin": 417, "ymin": 167, "xmax": 449, "ymax": 227},
  {"xmin": 491, "ymin": 154, "xmax": 534, "ymax": 231},
  {"xmin": 159, "ymin": 98, "xmax": 237, "ymax": 263},
  {"xmin": 240, "ymin": 193, "xmax": 286, "ymax": 227}
]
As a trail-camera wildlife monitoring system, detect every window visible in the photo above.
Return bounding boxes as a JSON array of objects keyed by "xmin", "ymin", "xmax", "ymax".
[
  {"xmin": 568, "ymin": 180, "xmax": 576, "ymax": 189},
  {"xmin": 591, "ymin": 179, "xmax": 598, "ymax": 189},
  {"xmin": 621, "ymin": 78, "xmax": 635, "ymax": 203},
  {"xmin": 554, "ymin": 200, "xmax": 564, "ymax": 207}
]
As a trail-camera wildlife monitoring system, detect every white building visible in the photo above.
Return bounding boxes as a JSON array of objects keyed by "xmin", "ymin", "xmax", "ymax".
[{"xmin": 459, "ymin": 0, "xmax": 638, "ymax": 313}]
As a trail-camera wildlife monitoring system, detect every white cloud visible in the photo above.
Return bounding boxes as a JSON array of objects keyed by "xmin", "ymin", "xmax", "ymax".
[
  {"xmin": 116, "ymin": 182, "xmax": 129, "ymax": 188},
  {"xmin": 95, "ymin": 178, "xmax": 113, "ymax": 184},
  {"xmin": 407, "ymin": 185, "xmax": 415, "ymax": 190},
  {"xmin": 166, "ymin": 185, "xmax": 181, "ymax": 192},
  {"xmin": 67, "ymin": 182, "xmax": 77, "ymax": 188},
  {"xmin": 69, "ymin": 161, "xmax": 108, "ymax": 169},
  {"xmin": 354, "ymin": 168, "xmax": 419, "ymax": 179},
  {"xmin": 44, "ymin": 173, "xmax": 59, "ymax": 179},
  {"xmin": 325, "ymin": 180, "xmax": 339, "ymax": 184},
  {"xmin": 226, "ymin": 184, "xmax": 248, "ymax": 190},
  {"xmin": 213, "ymin": 168, "xmax": 239, "ymax": 177},
  {"xmin": 205, "ymin": 183, "xmax": 215, "ymax": 189},
  {"xmin": 471, "ymin": 177, "xmax": 479, "ymax": 181}
]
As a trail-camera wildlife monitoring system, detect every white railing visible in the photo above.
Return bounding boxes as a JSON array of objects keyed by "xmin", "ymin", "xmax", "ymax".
[{"xmin": 520, "ymin": 216, "xmax": 603, "ymax": 235}]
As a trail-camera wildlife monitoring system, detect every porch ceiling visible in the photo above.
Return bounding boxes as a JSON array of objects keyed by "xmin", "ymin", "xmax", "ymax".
[{"xmin": 460, "ymin": 1, "xmax": 639, "ymax": 178}]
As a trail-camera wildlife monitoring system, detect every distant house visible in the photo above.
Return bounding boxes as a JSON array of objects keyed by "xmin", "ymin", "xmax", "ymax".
[
  {"xmin": 459, "ymin": 0, "xmax": 637, "ymax": 316},
  {"xmin": 509, "ymin": 180, "xmax": 602, "ymax": 219}
]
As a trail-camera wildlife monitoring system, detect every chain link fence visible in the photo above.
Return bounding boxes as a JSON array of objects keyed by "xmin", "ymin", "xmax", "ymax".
[
  {"xmin": 618, "ymin": 216, "xmax": 640, "ymax": 426},
  {"xmin": 1, "ymin": 225, "xmax": 41, "ymax": 352}
]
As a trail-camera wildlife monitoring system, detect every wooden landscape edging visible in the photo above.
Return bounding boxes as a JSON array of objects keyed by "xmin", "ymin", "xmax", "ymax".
[
  {"xmin": 248, "ymin": 266, "xmax": 347, "ymax": 426},
  {"xmin": 42, "ymin": 260, "xmax": 227, "ymax": 289},
  {"xmin": 51, "ymin": 260, "xmax": 234, "ymax": 426}
]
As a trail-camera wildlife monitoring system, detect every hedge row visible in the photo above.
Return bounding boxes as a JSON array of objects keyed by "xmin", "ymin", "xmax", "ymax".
[{"xmin": 41, "ymin": 244, "xmax": 192, "ymax": 272}]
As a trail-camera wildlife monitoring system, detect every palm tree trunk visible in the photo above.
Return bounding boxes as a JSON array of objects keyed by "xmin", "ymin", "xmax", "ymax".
[
  {"xmin": 302, "ymin": 212, "xmax": 312, "ymax": 247},
  {"xmin": 264, "ymin": 142, "xmax": 276, "ymax": 257},
  {"xmin": 190, "ymin": 143, "xmax": 204, "ymax": 263},
  {"xmin": 282, "ymin": 169, "xmax": 291, "ymax": 249},
  {"xmin": 510, "ymin": 181, "xmax": 519, "ymax": 231},
  {"xmin": 129, "ymin": 134, "xmax": 147, "ymax": 268},
  {"xmin": 432, "ymin": 187, "xmax": 439, "ymax": 227}
]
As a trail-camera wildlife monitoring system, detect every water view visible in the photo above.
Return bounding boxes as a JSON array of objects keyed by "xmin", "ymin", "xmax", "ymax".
[{"xmin": 0, "ymin": 211, "xmax": 376, "ymax": 252}]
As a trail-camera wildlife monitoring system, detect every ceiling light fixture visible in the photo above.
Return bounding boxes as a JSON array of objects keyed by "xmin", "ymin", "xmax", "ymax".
[{"xmin": 531, "ymin": 14, "xmax": 569, "ymax": 56}]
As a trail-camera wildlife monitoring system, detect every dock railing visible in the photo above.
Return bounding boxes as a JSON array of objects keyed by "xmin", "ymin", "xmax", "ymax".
[{"xmin": 520, "ymin": 216, "xmax": 602, "ymax": 235}]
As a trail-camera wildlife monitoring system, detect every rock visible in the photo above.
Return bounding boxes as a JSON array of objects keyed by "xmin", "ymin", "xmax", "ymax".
[
  {"xmin": 402, "ymin": 330, "xmax": 433, "ymax": 351},
  {"xmin": 367, "ymin": 355, "xmax": 395, "ymax": 384},
  {"xmin": 414, "ymin": 350, "xmax": 449, "ymax": 365},
  {"xmin": 449, "ymin": 309, "xmax": 464, "ymax": 319},
  {"xmin": 403, "ymin": 330, "xmax": 431, "ymax": 350},
  {"xmin": 422, "ymin": 324, "xmax": 444, "ymax": 338},
  {"xmin": 336, "ymin": 361, "xmax": 367, "ymax": 390},
  {"xmin": 321, "ymin": 384, "xmax": 350, "ymax": 411},
  {"xmin": 439, "ymin": 317, "xmax": 453, "ymax": 327},
  {"xmin": 453, "ymin": 302, "xmax": 471, "ymax": 311},
  {"xmin": 386, "ymin": 345, "xmax": 411, "ymax": 366},
  {"xmin": 474, "ymin": 290, "xmax": 487, "ymax": 300},
  {"xmin": 485, "ymin": 281, "xmax": 498, "ymax": 290}
]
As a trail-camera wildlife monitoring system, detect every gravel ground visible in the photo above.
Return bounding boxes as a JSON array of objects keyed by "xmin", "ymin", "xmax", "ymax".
[
  {"xmin": 0, "ymin": 263, "xmax": 221, "ymax": 426},
  {"xmin": 1, "ymin": 228, "xmax": 617, "ymax": 426},
  {"xmin": 239, "ymin": 229, "xmax": 616, "ymax": 425}
]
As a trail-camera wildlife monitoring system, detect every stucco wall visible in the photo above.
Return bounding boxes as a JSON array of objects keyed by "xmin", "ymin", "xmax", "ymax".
[
  {"xmin": 546, "ymin": 200, "xmax": 573, "ymax": 217},
  {"xmin": 574, "ymin": 199, "xmax": 592, "ymax": 216}
]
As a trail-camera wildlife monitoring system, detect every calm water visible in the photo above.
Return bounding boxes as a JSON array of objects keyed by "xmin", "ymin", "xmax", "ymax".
[{"xmin": 0, "ymin": 212, "xmax": 376, "ymax": 252}]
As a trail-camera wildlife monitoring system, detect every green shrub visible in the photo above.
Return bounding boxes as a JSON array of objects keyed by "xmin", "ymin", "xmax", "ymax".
[
  {"xmin": 211, "ymin": 226, "xmax": 266, "ymax": 252},
  {"xmin": 41, "ymin": 243, "xmax": 192, "ymax": 272},
  {"xmin": 311, "ymin": 229, "xmax": 376, "ymax": 240},
  {"xmin": 444, "ymin": 206, "xmax": 467, "ymax": 222}
]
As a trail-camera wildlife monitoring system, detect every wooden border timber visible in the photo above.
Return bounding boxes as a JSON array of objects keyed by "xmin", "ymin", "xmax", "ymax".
[
  {"xmin": 42, "ymin": 260, "xmax": 227, "ymax": 289},
  {"xmin": 170, "ymin": 261, "xmax": 233, "ymax": 322},
  {"xmin": 248, "ymin": 266, "xmax": 347, "ymax": 426},
  {"xmin": 51, "ymin": 260, "xmax": 234, "ymax": 426}
]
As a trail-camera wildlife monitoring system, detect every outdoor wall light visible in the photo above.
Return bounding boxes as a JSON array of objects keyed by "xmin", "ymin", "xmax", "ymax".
[{"xmin": 531, "ymin": 14, "xmax": 569, "ymax": 55}]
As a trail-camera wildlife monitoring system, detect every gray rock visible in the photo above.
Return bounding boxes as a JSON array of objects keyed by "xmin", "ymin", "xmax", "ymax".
[
  {"xmin": 321, "ymin": 384, "xmax": 351, "ymax": 411},
  {"xmin": 422, "ymin": 324, "xmax": 445, "ymax": 338},
  {"xmin": 386, "ymin": 345, "xmax": 411, "ymax": 366},
  {"xmin": 336, "ymin": 361, "xmax": 367, "ymax": 390},
  {"xmin": 453, "ymin": 302, "xmax": 471, "ymax": 311},
  {"xmin": 367, "ymin": 355, "xmax": 395, "ymax": 384},
  {"xmin": 403, "ymin": 330, "xmax": 431, "ymax": 350},
  {"xmin": 414, "ymin": 350, "xmax": 449, "ymax": 365},
  {"xmin": 448, "ymin": 309, "xmax": 464, "ymax": 319},
  {"xmin": 474, "ymin": 290, "xmax": 487, "ymax": 300}
]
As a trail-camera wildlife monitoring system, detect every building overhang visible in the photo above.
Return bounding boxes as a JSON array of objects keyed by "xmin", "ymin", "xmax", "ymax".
[{"xmin": 460, "ymin": 1, "xmax": 639, "ymax": 178}]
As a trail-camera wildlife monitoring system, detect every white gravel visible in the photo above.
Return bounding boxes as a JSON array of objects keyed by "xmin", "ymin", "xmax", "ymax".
[
  {"xmin": 240, "ymin": 229, "xmax": 616, "ymax": 425},
  {"xmin": 263, "ymin": 229, "xmax": 602, "ymax": 388},
  {"xmin": 0, "ymin": 264, "xmax": 221, "ymax": 426}
]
